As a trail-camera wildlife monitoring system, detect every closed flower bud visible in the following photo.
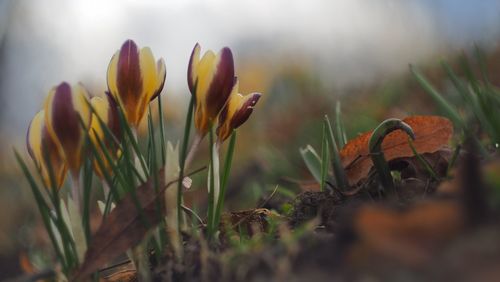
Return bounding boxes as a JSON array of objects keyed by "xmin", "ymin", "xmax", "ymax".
[
  {"xmin": 107, "ymin": 39, "xmax": 166, "ymax": 128},
  {"xmin": 89, "ymin": 93, "xmax": 121, "ymax": 178},
  {"xmin": 217, "ymin": 79, "xmax": 261, "ymax": 142},
  {"xmin": 188, "ymin": 43, "xmax": 234, "ymax": 136},
  {"xmin": 44, "ymin": 82, "xmax": 92, "ymax": 174},
  {"xmin": 27, "ymin": 110, "xmax": 67, "ymax": 189}
]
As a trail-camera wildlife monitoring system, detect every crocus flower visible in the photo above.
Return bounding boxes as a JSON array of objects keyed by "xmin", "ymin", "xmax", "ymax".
[
  {"xmin": 89, "ymin": 93, "xmax": 121, "ymax": 178},
  {"xmin": 217, "ymin": 79, "xmax": 261, "ymax": 142},
  {"xmin": 107, "ymin": 39, "xmax": 166, "ymax": 128},
  {"xmin": 27, "ymin": 110, "xmax": 67, "ymax": 189},
  {"xmin": 44, "ymin": 82, "xmax": 92, "ymax": 175},
  {"xmin": 188, "ymin": 43, "xmax": 235, "ymax": 136}
]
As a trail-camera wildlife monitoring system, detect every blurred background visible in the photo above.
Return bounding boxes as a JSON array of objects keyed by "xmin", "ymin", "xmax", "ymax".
[{"xmin": 0, "ymin": 0, "xmax": 500, "ymax": 278}]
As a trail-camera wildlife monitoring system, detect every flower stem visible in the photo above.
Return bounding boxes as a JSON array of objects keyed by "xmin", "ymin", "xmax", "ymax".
[
  {"xmin": 184, "ymin": 133, "xmax": 203, "ymax": 171},
  {"xmin": 176, "ymin": 96, "xmax": 194, "ymax": 256},
  {"xmin": 71, "ymin": 172, "xmax": 81, "ymax": 213},
  {"xmin": 102, "ymin": 180, "xmax": 110, "ymax": 199}
]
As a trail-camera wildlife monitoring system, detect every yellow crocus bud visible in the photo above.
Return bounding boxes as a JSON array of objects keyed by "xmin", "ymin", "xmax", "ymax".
[
  {"xmin": 27, "ymin": 110, "xmax": 67, "ymax": 189},
  {"xmin": 44, "ymin": 82, "xmax": 92, "ymax": 175},
  {"xmin": 188, "ymin": 43, "xmax": 235, "ymax": 136},
  {"xmin": 89, "ymin": 93, "xmax": 121, "ymax": 178},
  {"xmin": 216, "ymin": 79, "xmax": 261, "ymax": 142},
  {"xmin": 107, "ymin": 39, "xmax": 166, "ymax": 128}
]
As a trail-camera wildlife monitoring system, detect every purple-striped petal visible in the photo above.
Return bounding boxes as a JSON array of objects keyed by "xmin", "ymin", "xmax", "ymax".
[{"xmin": 205, "ymin": 47, "xmax": 235, "ymax": 119}]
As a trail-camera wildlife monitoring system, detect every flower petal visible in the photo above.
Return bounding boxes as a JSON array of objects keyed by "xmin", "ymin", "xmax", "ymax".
[
  {"xmin": 230, "ymin": 92, "xmax": 261, "ymax": 129},
  {"xmin": 107, "ymin": 39, "xmax": 165, "ymax": 127},
  {"xmin": 187, "ymin": 43, "xmax": 201, "ymax": 94},
  {"xmin": 216, "ymin": 80, "xmax": 261, "ymax": 142},
  {"xmin": 150, "ymin": 58, "xmax": 166, "ymax": 102},
  {"xmin": 44, "ymin": 82, "xmax": 91, "ymax": 173},
  {"xmin": 204, "ymin": 47, "xmax": 235, "ymax": 119},
  {"xmin": 110, "ymin": 40, "xmax": 143, "ymax": 124},
  {"xmin": 89, "ymin": 96, "xmax": 121, "ymax": 178},
  {"xmin": 27, "ymin": 110, "xmax": 67, "ymax": 189},
  {"xmin": 190, "ymin": 45, "xmax": 235, "ymax": 136}
]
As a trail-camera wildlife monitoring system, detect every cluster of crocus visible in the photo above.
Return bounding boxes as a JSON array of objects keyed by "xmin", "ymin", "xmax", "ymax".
[
  {"xmin": 22, "ymin": 38, "xmax": 262, "ymax": 278},
  {"xmin": 26, "ymin": 40, "xmax": 166, "ymax": 211},
  {"xmin": 187, "ymin": 43, "xmax": 262, "ymax": 145}
]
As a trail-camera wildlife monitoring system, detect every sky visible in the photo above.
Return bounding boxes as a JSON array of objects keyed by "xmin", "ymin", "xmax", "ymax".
[{"xmin": 0, "ymin": 0, "xmax": 499, "ymax": 137}]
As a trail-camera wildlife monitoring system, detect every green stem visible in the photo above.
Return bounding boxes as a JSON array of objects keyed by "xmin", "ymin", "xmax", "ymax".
[
  {"xmin": 71, "ymin": 172, "xmax": 81, "ymax": 214},
  {"xmin": 214, "ymin": 131, "xmax": 236, "ymax": 228},
  {"xmin": 157, "ymin": 94, "xmax": 167, "ymax": 165},
  {"xmin": 207, "ymin": 126, "xmax": 216, "ymax": 239},
  {"xmin": 368, "ymin": 118, "xmax": 415, "ymax": 192},
  {"xmin": 177, "ymin": 96, "xmax": 194, "ymax": 237}
]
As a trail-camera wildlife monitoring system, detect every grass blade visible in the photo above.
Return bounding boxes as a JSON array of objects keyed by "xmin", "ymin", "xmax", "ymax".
[
  {"xmin": 299, "ymin": 145, "xmax": 322, "ymax": 183},
  {"xmin": 410, "ymin": 65, "xmax": 465, "ymax": 129},
  {"xmin": 320, "ymin": 123, "xmax": 330, "ymax": 191},
  {"xmin": 81, "ymin": 151, "xmax": 93, "ymax": 243},
  {"xmin": 408, "ymin": 138, "xmax": 440, "ymax": 181},
  {"xmin": 335, "ymin": 101, "xmax": 347, "ymax": 148},
  {"xmin": 14, "ymin": 150, "xmax": 68, "ymax": 271},
  {"xmin": 324, "ymin": 115, "xmax": 349, "ymax": 190}
]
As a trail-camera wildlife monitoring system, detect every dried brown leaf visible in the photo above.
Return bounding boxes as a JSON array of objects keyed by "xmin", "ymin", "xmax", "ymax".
[
  {"xmin": 340, "ymin": 115, "xmax": 453, "ymax": 186},
  {"xmin": 73, "ymin": 166, "xmax": 205, "ymax": 281},
  {"xmin": 72, "ymin": 170, "xmax": 165, "ymax": 281}
]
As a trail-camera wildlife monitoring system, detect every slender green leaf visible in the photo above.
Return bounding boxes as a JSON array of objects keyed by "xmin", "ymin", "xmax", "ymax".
[
  {"xmin": 320, "ymin": 124, "xmax": 329, "ymax": 191},
  {"xmin": 14, "ymin": 150, "xmax": 67, "ymax": 271},
  {"xmin": 408, "ymin": 139, "xmax": 440, "ymax": 181},
  {"xmin": 335, "ymin": 101, "xmax": 347, "ymax": 148},
  {"xmin": 410, "ymin": 65, "xmax": 465, "ymax": 129},
  {"xmin": 81, "ymin": 153, "xmax": 93, "ymax": 243},
  {"xmin": 116, "ymin": 105, "xmax": 149, "ymax": 177},
  {"xmin": 447, "ymin": 145, "xmax": 461, "ymax": 177},
  {"xmin": 147, "ymin": 106, "xmax": 166, "ymax": 255},
  {"xmin": 299, "ymin": 145, "xmax": 322, "ymax": 183},
  {"xmin": 324, "ymin": 115, "xmax": 349, "ymax": 190}
]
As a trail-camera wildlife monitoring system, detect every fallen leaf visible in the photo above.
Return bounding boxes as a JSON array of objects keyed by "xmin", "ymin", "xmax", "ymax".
[
  {"xmin": 72, "ymin": 166, "xmax": 205, "ymax": 281},
  {"xmin": 72, "ymin": 170, "xmax": 165, "ymax": 281},
  {"xmin": 340, "ymin": 115, "xmax": 453, "ymax": 186},
  {"xmin": 102, "ymin": 270, "xmax": 137, "ymax": 282},
  {"xmin": 396, "ymin": 149, "xmax": 451, "ymax": 180}
]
